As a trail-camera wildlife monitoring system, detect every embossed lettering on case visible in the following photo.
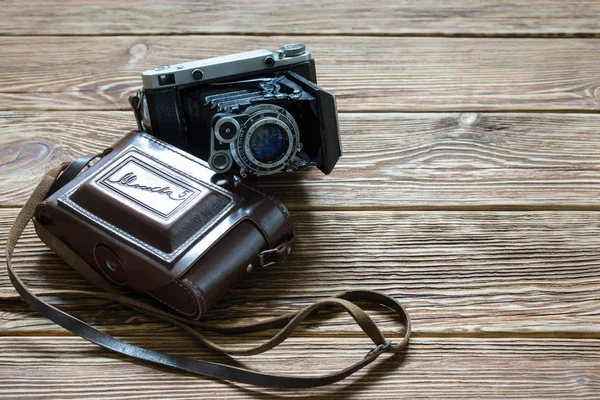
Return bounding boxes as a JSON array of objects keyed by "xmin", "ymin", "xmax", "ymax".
[
  {"xmin": 100, "ymin": 156, "xmax": 198, "ymax": 218},
  {"xmin": 59, "ymin": 146, "xmax": 234, "ymax": 262}
]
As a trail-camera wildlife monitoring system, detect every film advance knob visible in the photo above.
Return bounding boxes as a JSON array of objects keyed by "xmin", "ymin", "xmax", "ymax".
[{"xmin": 278, "ymin": 44, "xmax": 306, "ymax": 58}]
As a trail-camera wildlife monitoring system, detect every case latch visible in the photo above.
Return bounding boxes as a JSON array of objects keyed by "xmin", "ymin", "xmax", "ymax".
[{"xmin": 258, "ymin": 234, "xmax": 296, "ymax": 267}]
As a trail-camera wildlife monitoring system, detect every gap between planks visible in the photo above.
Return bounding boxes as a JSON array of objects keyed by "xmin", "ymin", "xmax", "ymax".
[
  {"xmin": 3, "ymin": 33, "xmax": 600, "ymax": 39},
  {"xmin": 0, "ymin": 326, "xmax": 599, "ymax": 340},
  {"xmin": 3, "ymin": 36, "xmax": 600, "ymax": 112}
]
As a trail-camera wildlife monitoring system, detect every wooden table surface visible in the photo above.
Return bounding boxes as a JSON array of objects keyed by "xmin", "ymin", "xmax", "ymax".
[{"xmin": 1, "ymin": 1, "xmax": 600, "ymax": 398}]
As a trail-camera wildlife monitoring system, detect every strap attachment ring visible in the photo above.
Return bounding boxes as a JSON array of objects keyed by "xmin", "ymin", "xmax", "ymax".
[
  {"xmin": 365, "ymin": 339, "xmax": 393, "ymax": 358},
  {"xmin": 258, "ymin": 234, "xmax": 296, "ymax": 267}
]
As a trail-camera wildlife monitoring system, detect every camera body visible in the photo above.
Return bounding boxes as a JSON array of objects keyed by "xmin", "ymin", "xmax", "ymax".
[{"xmin": 131, "ymin": 45, "xmax": 342, "ymax": 177}]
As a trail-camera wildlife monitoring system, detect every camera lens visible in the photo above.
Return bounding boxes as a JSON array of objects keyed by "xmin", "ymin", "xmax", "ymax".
[
  {"xmin": 249, "ymin": 123, "xmax": 290, "ymax": 163},
  {"xmin": 230, "ymin": 104, "xmax": 300, "ymax": 176}
]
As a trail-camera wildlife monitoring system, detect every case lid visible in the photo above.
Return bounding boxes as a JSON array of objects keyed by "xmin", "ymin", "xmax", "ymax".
[
  {"xmin": 43, "ymin": 132, "xmax": 292, "ymax": 293},
  {"xmin": 57, "ymin": 135, "xmax": 240, "ymax": 264}
]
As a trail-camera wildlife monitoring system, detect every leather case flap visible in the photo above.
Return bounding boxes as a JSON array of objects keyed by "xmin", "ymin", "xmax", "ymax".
[
  {"xmin": 65, "ymin": 148, "xmax": 233, "ymax": 257},
  {"xmin": 39, "ymin": 132, "xmax": 293, "ymax": 295}
]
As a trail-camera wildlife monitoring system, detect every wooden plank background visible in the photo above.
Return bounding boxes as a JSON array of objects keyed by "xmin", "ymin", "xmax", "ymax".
[
  {"xmin": 2, "ymin": 0, "xmax": 600, "ymax": 36},
  {"xmin": 4, "ymin": 111, "xmax": 600, "ymax": 208},
  {"xmin": 1, "ymin": 37, "xmax": 600, "ymax": 112},
  {"xmin": 0, "ymin": 1, "xmax": 599, "ymax": 399}
]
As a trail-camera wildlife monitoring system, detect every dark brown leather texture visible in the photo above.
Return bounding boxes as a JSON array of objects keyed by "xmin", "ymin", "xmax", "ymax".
[
  {"xmin": 6, "ymin": 153, "xmax": 411, "ymax": 388},
  {"xmin": 34, "ymin": 131, "xmax": 295, "ymax": 319}
]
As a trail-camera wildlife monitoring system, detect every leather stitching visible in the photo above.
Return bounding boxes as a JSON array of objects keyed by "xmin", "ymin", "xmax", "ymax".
[
  {"xmin": 136, "ymin": 133, "xmax": 234, "ymax": 199},
  {"xmin": 58, "ymin": 139, "xmax": 236, "ymax": 263},
  {"xmin": 138, "ymin": 132, "xmax": 294, "ymax": 250},
  {"xmin": 139, "ymin": 132, "xmax": 294, "ymax": 244},
  {"xmin": 265, "ymin": 196, "xmax": 294, "ymax": 237},
  {"xmin": 183, "ymin": 278, "xmax": 206, "ymax": 317},
  {"xmin": 146, "ymin": 279, "xmax": 199, "ymax": 317}
]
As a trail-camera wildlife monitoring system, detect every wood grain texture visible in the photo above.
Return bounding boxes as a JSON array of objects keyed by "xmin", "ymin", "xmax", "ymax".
[
  {"xmin": 0, "ymin": 336, "xmax": 597, "ymax": 399},
  {"xmin": 2, "ymin": 208, "xmax": 599, "ymax": 335},
  {"xmin": 3, "ymin": 111, "xmax": 600, "ymax": 208},
  {"xmin": 1, "ymin": 37, "xmax": 600, "ymax": 112},
  {"xmin": 2, "ymin": 1, "xmax": 600, "ymax": 36},
  {"xmin": 2, "ymin": 2, "xmax": 600, "ymax": 397}
]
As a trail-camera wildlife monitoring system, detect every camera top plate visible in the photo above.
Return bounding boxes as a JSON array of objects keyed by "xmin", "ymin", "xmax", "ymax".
[{"xmin": 142, "ymin": 45, "xmax": 312, "ymax": 90}]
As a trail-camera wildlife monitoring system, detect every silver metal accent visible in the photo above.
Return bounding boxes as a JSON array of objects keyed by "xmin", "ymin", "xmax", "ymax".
[
  {"xmin": 230, "ymin": 104, "xmax": 300, "ymax": 176},
  {"xmin": 365, "ymin": 340, "xmax": 393, "ymax": 358},
  {"xmin": 209, "ymin": 151, "xmax": 232, "ymax": 172},
  {"xmin": 142, "ymin": 47, "xmax": 311, "ymax": 89},
  {"xmin": 246, "ymin": 264, "xmax": 253, "ymax": 273},
  {"xmin": 210, "ymin": 77, "xmax": 273, "ymax": 86},
  {"xmin": 132, "ymin": 89, "xmax": 152, "ymax": 132},
  {"xmin": 279, "ymin": 44, "xmax": 306, "ymax": 58},
  {"xmin": 264, "ymin": 56, "xmax": 275, "ymax": 67},
  {"xmin": 214, "ymin": 117, "xmax": 240, "ymax": 143},
  {"xmin": 192, "ymin": 69, "xmax": 203, "ymax": 80},
  {"xmin": 105, "ymin": 259, "xmax": 118, "ymax": 272},
  {"xmin": 141, "ymin": 95, "xmax": 151, "ymax": 130}
]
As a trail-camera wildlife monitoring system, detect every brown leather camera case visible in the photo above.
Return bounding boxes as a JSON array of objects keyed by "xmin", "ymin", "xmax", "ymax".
[{"xmin": 34, "ymin": 132, "xmax": 295, "ymax": 319}]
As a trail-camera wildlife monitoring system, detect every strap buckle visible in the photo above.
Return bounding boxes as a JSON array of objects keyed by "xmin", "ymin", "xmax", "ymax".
[
  {"xmin": 258, "ymin": 235, "xmax": 296, "ymax": 267},
  {"xmin": 365, "ymin": 339, "xmax": 393, "ymax": 358},
  {"xmin": 258, "ymin": 247, "xmax": 280, "ymax": 268}
]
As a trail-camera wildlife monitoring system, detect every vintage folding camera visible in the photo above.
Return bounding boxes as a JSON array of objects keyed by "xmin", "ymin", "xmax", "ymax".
[{"xmin": 130, "ymin": 44, "xmax": 342, "ymax": 177}]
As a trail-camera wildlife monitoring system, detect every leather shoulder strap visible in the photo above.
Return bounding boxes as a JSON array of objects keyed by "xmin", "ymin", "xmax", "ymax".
[{"xmin": 5, "ymin": 160, "xmax": 411, "ymax": 388}]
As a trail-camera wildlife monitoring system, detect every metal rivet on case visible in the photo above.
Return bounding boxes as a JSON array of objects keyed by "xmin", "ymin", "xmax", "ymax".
[{"xmin": 246, "ymin": 264, "xmax": 253, "ymax": 273}]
